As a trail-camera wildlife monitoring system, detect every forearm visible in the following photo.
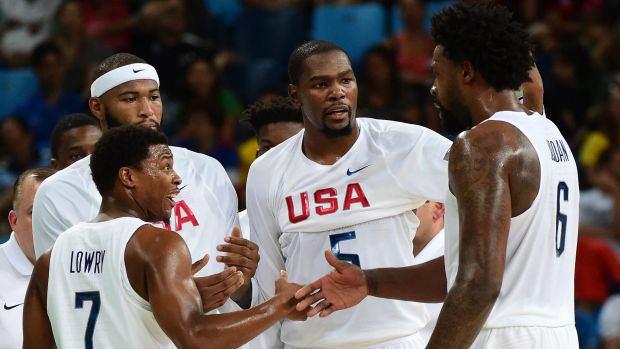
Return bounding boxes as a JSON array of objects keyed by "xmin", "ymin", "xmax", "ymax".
[
  {"xmin": 187, "ymin": 296, "xmax": 293, "ymax": 349},
  {"xmin": 364, "ymin": 257, "xmax": 446, "ymax": 303},
  {"xmin": 426, "ymin": 281, "xmax": 498, "ymax": 349}
]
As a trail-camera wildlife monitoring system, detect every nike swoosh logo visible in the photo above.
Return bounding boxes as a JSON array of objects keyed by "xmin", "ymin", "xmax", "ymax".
[
  {"xmin": 133, "ymin": 69, "xmax": 145, "ymax": 73},
  {"xmin": 347, "ymin": 165, "xmax": 371, "ymax": 176},
  {"xmin": 4, "ymin": 303, "xmax": 23, "ymax": 310}
]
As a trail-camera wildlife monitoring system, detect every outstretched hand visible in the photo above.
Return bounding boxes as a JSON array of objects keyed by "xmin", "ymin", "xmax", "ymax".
[{"xmin": 294, "ymin": 250, "xmax": 369, "ymax": 318}]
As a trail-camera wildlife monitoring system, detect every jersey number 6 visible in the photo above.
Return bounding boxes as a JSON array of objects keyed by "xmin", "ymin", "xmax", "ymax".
[{"xmin": 555, "ymin": 181, "xmax": 569, "ymax": 257}]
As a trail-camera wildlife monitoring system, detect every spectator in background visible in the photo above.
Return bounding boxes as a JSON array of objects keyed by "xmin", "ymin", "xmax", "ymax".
[
  {"xmin": 134, "ymin": 0, "xmax": 215, "ymax": 104},
  {"xmin": 580, "ymin": 146, "xmax": 620, "ymax": 253},
  {"xmin": 357, "ymin": 45, "xmax": 436, "ymax": 129},
  {"xmin": 0, "ymin": 118, "xmax": 48, "ymax": 194},
  {"xmin": 80, "ymin": 0, "xmax": 134, "ymax": 51},
  {"xmin": 178, "ymin": 56, "xmax": 242, "ymax": 142},
  {"xmin": 580, "ymin": 72, "xmax": 620, "ymax": 179},
  {"xmin": 0, "ymin": 168, "xmax": 55, "ymax": 348},
  {"xmin": 599, "ymin": 294, "xmax": 620, "ymax": 349},
  {"xmin": 14, "ymin": 41, "xmax": 84, "ymax": 151},
  {"xmin": 0, "ymin": 0, "xmax": 62, "ymax": 67},
  {"xmin": 544, "ymin": 42, "xmax": 598, "ymax": 148},
  {"xmin": 52, "ymin": 0, "xmax": 111, "ymax": 97},
  {"xmin": 172, "ymin": 102, "xmax": 240, "ymax": 186},
  {"xmin": 389, "ymin": 0, "xmax": 435, "ymax": 86},
  {"xmin": 49, "ymin": 113, "xmax": 102, "ymax": 170}
]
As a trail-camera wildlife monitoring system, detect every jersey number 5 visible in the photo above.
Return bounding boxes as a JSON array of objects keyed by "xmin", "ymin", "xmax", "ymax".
[
  {"xmin": 329, "ymin": 231, "xmax": 360, "ymax": 267},
  {"xmin": 75, "ymin": 291, "xmax": 101, "ymax": 349},
  {"xmin": 556, "ymin": 181, "xmax": 569, "ymax": 257}
]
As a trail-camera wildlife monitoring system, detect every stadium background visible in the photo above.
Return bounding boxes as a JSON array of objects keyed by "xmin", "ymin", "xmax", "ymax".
[{"xmin": 0, "ymin": 0, "xmax": 619, "ymax": 347}]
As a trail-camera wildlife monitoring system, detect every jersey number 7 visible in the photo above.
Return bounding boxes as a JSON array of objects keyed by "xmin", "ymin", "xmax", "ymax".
[{"xmin": 75, "ymin": 291, "xmax": 101, "ymax": 349}]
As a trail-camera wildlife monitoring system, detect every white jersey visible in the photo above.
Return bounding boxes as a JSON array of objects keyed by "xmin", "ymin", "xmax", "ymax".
[
  {"xmin": 33, "ymin": 146, "xmax": 239, "ymax": 278},
  {"xmin": 47, "ymin": 217, "xmax": 173, "ymax": 348},
  {"xmin": 412, "ymin": 230, "xmax": 444, "ymax": 346},
  {"xmin": 247, "ymin": 118, "xmax": 451, "ymax": 348},
  {"xmin": 444, "ymin": 111, "xmax": 579, "ymax": 329},
  {"xmin": 0, "ymin": 233, "xmax": 33, "ymax": 349}
]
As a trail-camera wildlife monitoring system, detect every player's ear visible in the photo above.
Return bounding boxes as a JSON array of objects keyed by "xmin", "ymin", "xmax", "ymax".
[
  {"xmin": 8, "ymin": 210, "xmax": 17, "ymax": 230},
  {"xmin": 89, "ymin": 97, "xmax": 107, "ymax": 131},
  {"xmin": 288, "ymin": 84, "xmax": 300, "ymax": 105},
  {"xmin": 119, "ymin": 167, "xmax": 137, "ymax": 189},
  {"xmin": 50, "ymin": 158, "xmax": 60, "ymax": 170},
  {"xmin": 461, "ymin": 61, "xmax": 475, "ymax": 84}
]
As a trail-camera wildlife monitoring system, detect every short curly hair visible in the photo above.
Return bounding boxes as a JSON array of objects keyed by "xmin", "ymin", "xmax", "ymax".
[
  {"xmin": 90, "ymin": 125, "xmax": 168, "ymax": 195},
  {"xmin": 288, "ymin": 40, "xmax": 351, "ymax": 85},
  {"xmin": 431, "ymin": 3, "xmax": 534, "ymax": 91},
  {"xmin": 242, "ymin": 96, "xmax": 303, "ymax": 133}
]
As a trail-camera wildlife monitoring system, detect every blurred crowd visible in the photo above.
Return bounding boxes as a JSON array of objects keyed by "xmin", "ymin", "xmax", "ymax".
[{"xmin": 1, "ymin": 0, "xmax": 620, "ymax": 347}]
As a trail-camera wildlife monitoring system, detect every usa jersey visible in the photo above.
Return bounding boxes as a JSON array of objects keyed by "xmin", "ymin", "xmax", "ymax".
[
  {"xmin": 247, "ymin": 118, "xmax": 451, "ymax": 348},
  {"xmin": 47, "ymin": 217, "xmax": 173, "ymax": 348},
  {"xmin": 444, "ymin": 111, "xmax": 579, "ymax": 329},
  {"xmin": 33, "ymin": 146, "xmax": 239, "ymax": 279}
]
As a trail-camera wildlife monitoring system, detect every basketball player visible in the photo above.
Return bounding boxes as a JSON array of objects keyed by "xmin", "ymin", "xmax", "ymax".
[
  {"xmin": 295, "ymin": 3, "xmax": 579, "ymax": 348},
  {"xmin": 23, "ymin": 126, "xmax": 304, "ymax": 348},
  {"xmin": 239, "ymin": 96, "xmax": 304, "ymax": 349},
  {"xmin": 32, "ymin": 53, "xmax": 256, "ymax": 312},
  {"xmin": 50, "ymin": 113, "xmax": 102, "ymax": 170},
  {"xmin": 0, "ymin": 168, "xmax": 54, "ymax": 348},
  {"xmin": 246, "ymin": 40, "xmax": 452, "ymax": 348},
  {"xmin": 239, "ymin": 96, "xmax": 304, "ymax": 235}
]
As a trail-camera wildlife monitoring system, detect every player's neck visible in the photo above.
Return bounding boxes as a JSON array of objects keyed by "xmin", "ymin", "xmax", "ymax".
[
  {"xmin": 470, "ymin": 87, "xmax": 526, "ymax": 125},
  {"xmin": 302, "ymin": 124, "xmax": 360, "ymax": 165},
  {"xmin": 94, "ymin": 196, "xmax": 146, "ymax": 222}
]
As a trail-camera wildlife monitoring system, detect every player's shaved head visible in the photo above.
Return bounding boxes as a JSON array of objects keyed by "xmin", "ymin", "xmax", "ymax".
[{"xmin": 288, "ymin": 40, "xmax": 351, "ymax": 85}]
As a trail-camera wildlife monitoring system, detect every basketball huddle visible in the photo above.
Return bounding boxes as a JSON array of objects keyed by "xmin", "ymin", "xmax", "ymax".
[{"xmin": 12, "ymin": 3, "xmax": 580, "ymax": 349}]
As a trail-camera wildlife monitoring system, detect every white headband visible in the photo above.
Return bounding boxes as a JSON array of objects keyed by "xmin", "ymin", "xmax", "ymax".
[{"xmin": 90, "ymin": 63, "xmax": 160, "ymax": 97}]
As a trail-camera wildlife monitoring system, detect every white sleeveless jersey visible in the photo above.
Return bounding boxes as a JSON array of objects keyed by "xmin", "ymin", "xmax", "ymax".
[
  {"xmin": 444, "ymin": 111, "xmax": 579, "ymax": 328},
  {"xmin": 247, "ymin": 118, "xmax": 451, "ymax": 348},
  {"xmin": 47, "ymin": 217, "xmax": 173, "ymax": 348},
  {"xmin": 33, "ymin": 146, "xmax": 239, "ymax": 278}
]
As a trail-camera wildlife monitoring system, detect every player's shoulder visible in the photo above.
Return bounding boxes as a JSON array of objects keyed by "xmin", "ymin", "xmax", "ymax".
[
  {"xmin": 131, "ymin": 223, "xmax": 188, "ymax": 260},
  {"xmin": 358, "ymin": 117, "xmax": 449, "ymax": 148}
]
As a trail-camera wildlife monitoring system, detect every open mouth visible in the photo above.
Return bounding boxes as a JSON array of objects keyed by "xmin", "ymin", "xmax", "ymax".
[
  {"xmin": 324, "ymin": 105, "xmax": 350, "ymax": 120},
  {"xmin": 166, "ymin": 190, "xmax": 179, "ymax": 207}
]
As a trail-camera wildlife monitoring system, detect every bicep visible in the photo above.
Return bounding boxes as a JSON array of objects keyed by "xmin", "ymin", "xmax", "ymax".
[
  {"xmin": 144, "ymin": 236, "xmax": 204, "ymax": 347},
  {"xmin": 449, "ymin": 136, "xmax": 511, "ymax": 283}
]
